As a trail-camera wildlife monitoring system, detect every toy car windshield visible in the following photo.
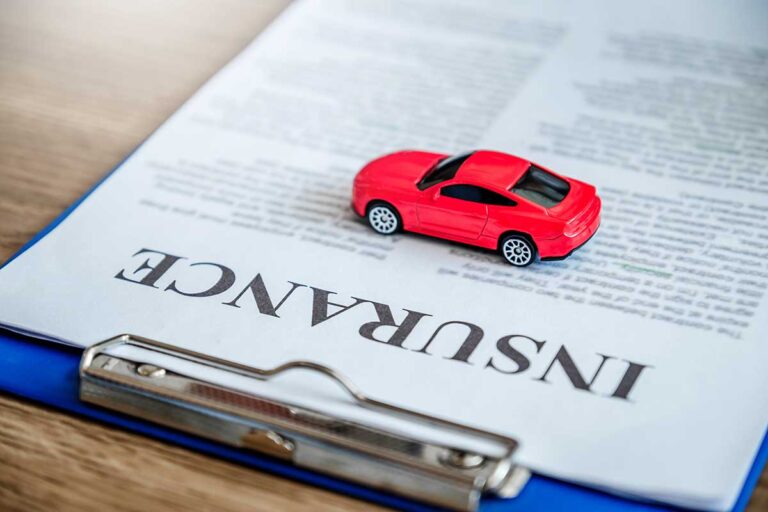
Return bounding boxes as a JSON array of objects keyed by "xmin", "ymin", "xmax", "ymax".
[{"xmin": 417, "ymin": 151, "xmax": 474, "ymax": 190}]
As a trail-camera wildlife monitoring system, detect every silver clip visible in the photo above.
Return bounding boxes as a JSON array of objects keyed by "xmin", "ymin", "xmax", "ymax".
[{"xmin": 79, "ymin": 334, "xmax": 529, "ymax": 511}]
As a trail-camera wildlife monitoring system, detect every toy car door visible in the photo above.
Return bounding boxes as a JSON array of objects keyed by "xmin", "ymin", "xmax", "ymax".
[{"xmin": 417, "ymin": 184, "xmax": 488, "ymax": 239}]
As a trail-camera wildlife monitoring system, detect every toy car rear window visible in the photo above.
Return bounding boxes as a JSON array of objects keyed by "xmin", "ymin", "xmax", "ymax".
[
  {"xmin": 510, "ymin": 165, "xmax": 570, "ymax": 208},
  {"xmin": 417, "ymin": 151, "xmax": 474, "ymax": 190}
]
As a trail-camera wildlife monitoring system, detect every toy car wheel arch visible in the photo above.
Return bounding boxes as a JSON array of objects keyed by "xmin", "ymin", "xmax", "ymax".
[
  {"xmin": 367, "ymin": 202, "xmax": 401, "ymax": 235},
  {"xmin": 500, "ymin": 234, "xmax": 536, "ymax": 266}
]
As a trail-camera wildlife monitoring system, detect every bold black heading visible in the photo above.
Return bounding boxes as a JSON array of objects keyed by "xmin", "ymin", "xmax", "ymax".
[{"xmin": 115, "ymin": 248, "xmax": 651, "ymax": 401}]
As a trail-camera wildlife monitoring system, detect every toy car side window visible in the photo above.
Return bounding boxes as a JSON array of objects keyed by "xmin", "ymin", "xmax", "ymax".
[{"xmin": 442, "ymin": 185, "xmax": 517, "ymax": 206}]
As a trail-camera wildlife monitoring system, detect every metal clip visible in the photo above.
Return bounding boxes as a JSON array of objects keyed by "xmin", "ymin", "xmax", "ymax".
[{"xmin": 79, "ymin": 334, "xmax": 529, "ymax": 511}]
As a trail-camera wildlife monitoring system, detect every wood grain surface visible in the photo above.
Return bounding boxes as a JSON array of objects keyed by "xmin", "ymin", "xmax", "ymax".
[{"xmin": 0, "ymin": 1, "xmax": 765, "ymax": 511}]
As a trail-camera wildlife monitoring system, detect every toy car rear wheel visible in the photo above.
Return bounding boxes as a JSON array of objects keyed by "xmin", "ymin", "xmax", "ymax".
[
  {"xmin": 367, "ymin": 203, "xmax": 401, "ymax": 235},
  {"xmin": 500, "ymin": 235, "xmax": 536, "ymax": 266}
]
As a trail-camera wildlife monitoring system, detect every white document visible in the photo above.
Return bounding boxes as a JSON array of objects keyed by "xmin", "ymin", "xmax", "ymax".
[{"xmin": 1, "ymin": 0, "xmax": 767, "ymax": 509}]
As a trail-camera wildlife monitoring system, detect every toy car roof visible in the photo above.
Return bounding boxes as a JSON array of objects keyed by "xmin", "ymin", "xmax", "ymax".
[{"xmin": 456, "ymin": 150, "xmax": 531, "ymax": 189}]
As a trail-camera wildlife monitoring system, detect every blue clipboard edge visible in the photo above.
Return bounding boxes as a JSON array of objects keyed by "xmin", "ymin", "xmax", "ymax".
[{"xmin": 0, "ymin": 148, "xmax": 765, "ymax": 512}]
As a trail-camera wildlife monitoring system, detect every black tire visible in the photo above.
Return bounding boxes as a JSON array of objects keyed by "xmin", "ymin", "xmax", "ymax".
[
  {"xmin": 499, "ymin": 234, "xmax": 536, "ymax": 266},
  {"xmin": 366, "ymin": 202, "xmax": 401, "ymax": 235}
]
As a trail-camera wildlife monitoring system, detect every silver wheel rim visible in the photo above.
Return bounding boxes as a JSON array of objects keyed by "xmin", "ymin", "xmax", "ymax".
[
  {"xmin": 368, "ymin": 206, "xmax": 398, "ymax": 234},
  {"xmin": 502, "ymin": 238, "xmax": 533, "ymax": 266}
]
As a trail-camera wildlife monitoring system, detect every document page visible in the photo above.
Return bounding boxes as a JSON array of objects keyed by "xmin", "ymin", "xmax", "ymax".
[{"xmin": 1, "ymin": 0, "xmax": 767, "ymax": 509}]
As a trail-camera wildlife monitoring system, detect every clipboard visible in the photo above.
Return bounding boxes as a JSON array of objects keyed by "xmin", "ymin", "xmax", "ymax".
[{"xmin": 0, "ymin": 157, "xmax": 767, "ymax": 512}]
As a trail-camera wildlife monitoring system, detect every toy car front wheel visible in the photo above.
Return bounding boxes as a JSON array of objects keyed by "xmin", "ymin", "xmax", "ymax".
[
  {"xmin": 500, "ymin": 235, "xmax": 536, "ymax": 266},
  {"xmin": 367, "ymin": 203, "xmax": 401, "ymax": 234}
]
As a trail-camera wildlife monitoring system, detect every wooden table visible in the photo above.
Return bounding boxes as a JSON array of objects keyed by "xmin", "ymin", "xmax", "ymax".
[{"xmin": 0, "ymin": 1, "xmax": 765, "ymax": 511}]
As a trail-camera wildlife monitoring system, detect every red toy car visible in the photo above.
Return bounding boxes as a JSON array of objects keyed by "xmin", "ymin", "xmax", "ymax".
[{"xmin": 352, "ymin": 150, "xmax": 600, "ymax": 266}]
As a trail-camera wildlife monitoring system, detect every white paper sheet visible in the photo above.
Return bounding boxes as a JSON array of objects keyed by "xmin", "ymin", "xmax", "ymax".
[{"xmin": 1, "ymin": 0, "xmax": 767, "ymax": 509}]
